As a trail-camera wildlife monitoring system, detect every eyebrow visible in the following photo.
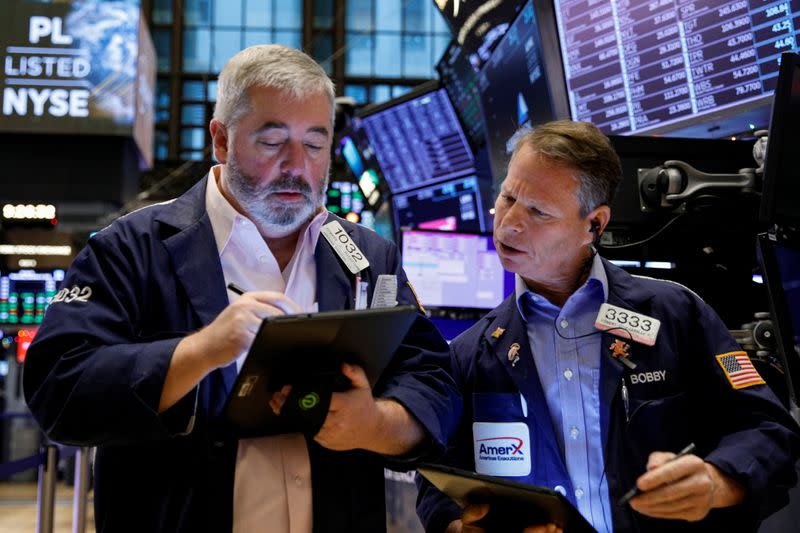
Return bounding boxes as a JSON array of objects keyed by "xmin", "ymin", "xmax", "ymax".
[{"xmin": 255, "ymin": 122, "xmax": 329, "ymax": 137}]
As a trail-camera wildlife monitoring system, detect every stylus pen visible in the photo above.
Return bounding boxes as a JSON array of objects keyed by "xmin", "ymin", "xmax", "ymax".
[
  {"xmin": 618, "ymin": 443, "xmax": 696, "ymax": 506},
  {"xmin": 227, "ymin": 282, "xmax": 247, "ymax": 296}
]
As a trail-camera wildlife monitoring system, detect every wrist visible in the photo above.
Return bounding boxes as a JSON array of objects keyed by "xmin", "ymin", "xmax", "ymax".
[{"xmin": 705, "ymin": 462, "xmax": 746, "ymax": 509}]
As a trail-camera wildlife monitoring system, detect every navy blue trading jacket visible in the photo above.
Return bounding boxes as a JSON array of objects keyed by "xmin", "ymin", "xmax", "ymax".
[
  {"xmin": 23, "ymin": 176, "xmax": 460, "ymax": 533},
  {"xmin": 417, "ymin": 259, "xmax": 800, "ymax": 532}
]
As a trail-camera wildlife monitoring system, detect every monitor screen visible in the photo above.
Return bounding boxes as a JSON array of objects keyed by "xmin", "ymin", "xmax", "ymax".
[
  {"xmin": 0, "ymin": 0, "xmax": 146, "ymax": 136},
  {"xmin": 392, "ymin": 175, "xmax": 487, "ymax": 233},
  {"xmin": 434, "ymin": 0, "xmax": 526, "ymax": 70},
  {"xmin": 758, "ymin": 234, "xmax": 800, "ymax": 403},
  {"xmin": 760, "ymin": 52, "xmax": 800, "ymax": 225},
  {"xmin": 359, "ymin": 86, "xmax": 475, "ymax": 193},
  {"xmin": 478, "ymin": 0, "xmax": 556, "ymax": 183},
  {"xmin": 0, "ymin": 269, "xmax": 64, "ymax": 325},
  {"xmin": 401, "ymin": 230, "xmax": 513, "ymax": 309},
  {"xmin": 553, "ymin": 0, "xmax": 800, "ymax": 135},
  {"xmin": 437, "ymin": 41, "xmax": 487, "ymax": 147},
  {"xmin": 336, "ymin": 123, "xmax": 387, "ymax": 209}
]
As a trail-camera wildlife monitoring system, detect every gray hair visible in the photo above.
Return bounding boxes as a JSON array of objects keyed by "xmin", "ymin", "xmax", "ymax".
[
  {"xmin": 214, "ymin": 44, "xmax": 336, "ymax": 128},
  {"xmin": 510, "ymin": 120, "xmax": 623, "ymax": 217}
]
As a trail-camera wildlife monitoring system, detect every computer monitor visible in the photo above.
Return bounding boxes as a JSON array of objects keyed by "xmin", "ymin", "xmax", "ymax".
[
  {"xmin": 401, "ymin": 229, "xmax": 514, "ymax": 310},
  {"xmin": 437, "ymin": 41, "xmax": 487, "ymax": 148},
  {"xmin": 0, "ymin": 269, "xmax": 64, "ymax": 325},
  {"xmin": 358, "ymin": 82, "xmax": 475, "ymax": 193},
  {"xmin": 552, "ymin": 0, "xmax": 800, "ymax": 136},
  {"xmin": 478, "ymin": 0, "xmax": 559, "ymax": 184},
  {"xmin": 392, "ymin": 175, "xmax": 489, "ymax": 234},
  {"xmin": 760, "ymin": 52, "xmax": 800, "ymax": 226},
  {"xmin": 757, "ymin": 233, "xmax": 800, "ymax": 406},
  {"xmin": 336, "ymin": 122, "xmax": 387, "ymax": 209}
]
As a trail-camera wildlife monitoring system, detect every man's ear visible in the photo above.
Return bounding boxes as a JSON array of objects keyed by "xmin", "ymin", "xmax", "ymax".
[
  {"xmin": 210, "ymin": 119, "xmax": 229, "ymax": 164},
  {"xmin": 585, "ymin": 205, "xmax": 611, "ymax": 245}
]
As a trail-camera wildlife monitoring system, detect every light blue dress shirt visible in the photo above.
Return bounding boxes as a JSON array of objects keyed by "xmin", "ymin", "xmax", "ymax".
[{"xmin": 515, "ymin": 254, "xmax": 613, "ymax": 532}]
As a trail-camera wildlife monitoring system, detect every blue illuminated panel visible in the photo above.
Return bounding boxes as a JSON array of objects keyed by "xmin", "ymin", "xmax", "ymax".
[{"xmin": 361, "ymin": 88, "xmax": 475, "ymax": 193}]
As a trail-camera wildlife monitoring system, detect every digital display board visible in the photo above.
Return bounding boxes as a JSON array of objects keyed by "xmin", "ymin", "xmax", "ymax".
[
  {"xmin": 0, "ymin": 0, "xmax": 149, "ymax": 137},
  {"xmin": 392, "ymin": 175, "xmax": 487, "ymax": 233},
  {"xmin": 437, "ymin": 41, "xmax": 487, "ymax": 147},
  {"xmin": 401, "ymin": 229, "xmax": 512, "ymax": 309},
  {"xmin": 554, "ymin": 0, "xmax": 800, "ymax": 134},
  {"xmin": 435, "ymin": 0, "xmax": 526, "ymax": 70},
  {"xmin": 478, "ymin": 1, "xmax": 556, "ymax": 183},
  {"xmin": 0, "ymin": 269, "xmax": 64, "ymax": 325},
  {"xmin": 360, "ymin": 87, "xmax": 475, "ymax": 193}
]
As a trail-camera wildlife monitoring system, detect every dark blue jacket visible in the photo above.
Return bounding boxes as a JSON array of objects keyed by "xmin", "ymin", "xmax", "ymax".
[
  {"xmin": 417, "ymin": 259, "xmax": 800, "ymax": 532},
  {"xmin": 23, "ymin": 177, "xmax": 460, "ymax": 533}
]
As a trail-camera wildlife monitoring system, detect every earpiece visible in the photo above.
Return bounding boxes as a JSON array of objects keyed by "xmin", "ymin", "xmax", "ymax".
[{"xmin": 589, "ymin": 220, "xmax": 601, "ymax": 245}]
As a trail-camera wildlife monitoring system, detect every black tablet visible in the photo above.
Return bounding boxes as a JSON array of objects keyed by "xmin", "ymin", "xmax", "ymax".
[
  {"xmin": 417, "ymin": 464, "xmax": 597, "ymax": 533},
  {"xmin": 224, "ymin": 305, "xmax": 418, "ymax": 438}
]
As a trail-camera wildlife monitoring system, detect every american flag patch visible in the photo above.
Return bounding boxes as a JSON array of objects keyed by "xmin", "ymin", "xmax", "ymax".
[{"xmin": 715, "ymin": 351, "xmax": 765, "ymax": 389}]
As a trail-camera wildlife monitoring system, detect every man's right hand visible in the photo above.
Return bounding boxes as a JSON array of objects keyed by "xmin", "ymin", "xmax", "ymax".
[
  {"xmin": 187, "ymin": 290, "xmax": 302, "ymax": 370},
  {"xmin": 159, "ymin": 290, "xmax": 302, "ymax": 412},
  {"xmin": 446, "ymin": 503, "xmax": 562, "ymax": 533}
]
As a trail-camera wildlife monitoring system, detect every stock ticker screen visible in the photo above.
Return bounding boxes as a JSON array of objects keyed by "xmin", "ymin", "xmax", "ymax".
[
  {"xmin": 0, "ymin": 270, "xmax": 63, "ymax": 325},
  {"xmin": 554, "ymin": 0, "xmax": 800, "ymax": 134},
  {"xmin": 360, "ymin": 88, "xmax": 475, "ymax": 193}
]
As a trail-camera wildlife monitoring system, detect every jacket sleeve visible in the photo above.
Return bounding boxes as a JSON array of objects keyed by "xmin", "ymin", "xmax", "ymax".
[
  {"xmin": 369, "ymin": 236, "xmax": 463, "ymax": 465},
  {"xmin": 23, "ymin": 228, "xmax": 196, "ymax": 446},
  {"xmin": 415, "ymin": 337, "xmax": 476, "ymax": 533},
  {"xmin": 689, "ymin": 293, "xmax": 800, "ymax": 523}
]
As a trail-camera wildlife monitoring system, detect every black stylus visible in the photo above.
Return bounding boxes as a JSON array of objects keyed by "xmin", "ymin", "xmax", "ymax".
[{"xmin": 618, "ymin": 443, "xmax": 696, "ymax": 506}]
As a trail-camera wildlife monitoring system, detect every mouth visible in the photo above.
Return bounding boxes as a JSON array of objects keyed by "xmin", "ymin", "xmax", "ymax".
[
  {"xmin": 270, "ymin": 191, "xmax": 309, "ymax": 202},
  {"xmin": 497, "ymin": 240, "xmax": 525, "ymax": 256}
]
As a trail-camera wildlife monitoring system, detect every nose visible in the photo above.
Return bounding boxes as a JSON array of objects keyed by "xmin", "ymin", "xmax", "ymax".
[
  {"xmin": 498, "ymin": 202, "xmax": 525, "ymax": 233},
  {"xmin": 279, "ymin": 139, "xmax": 304, "ymax": 175}
]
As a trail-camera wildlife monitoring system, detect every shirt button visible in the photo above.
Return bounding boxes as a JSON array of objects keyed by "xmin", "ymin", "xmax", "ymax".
[
  {"xmin": 575, "ymin": 488, "xmax": 584, "ymax": 499},
  {"xmin": 258, "ymin": 255, "xmax": 268, "ymax": 263},
  {"xmin": 563, "ymin": 368, "xmax": 573, "ymax": 380},
  {"xmin": 294, "ymin": 475, "xmax": 303, "ymax": 486},
  {"xmin": 569, "ymin": 426, "xmax": 580, "ymax": 440},
  {"xmin": 560, "ymin": 319, "xmax": 569, "ymax": 329},
  {"xmin": 554, "ymin": 485, "xmax": 567, "ymax": 496}
]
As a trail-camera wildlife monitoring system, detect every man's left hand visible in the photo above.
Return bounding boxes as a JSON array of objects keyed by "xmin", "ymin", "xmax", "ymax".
[
  {"xmin": 630, "ymin": 452, "xmax": 745, "ymax": 521},
  {"xmin": 314, "ymin": 363, "xmax": 382, "ymax": 451}
]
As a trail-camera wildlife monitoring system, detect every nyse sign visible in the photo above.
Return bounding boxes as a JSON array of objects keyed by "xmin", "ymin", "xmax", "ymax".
[{"xmin": 3, "ymin": 16, "xmax": 91, "ymax": 118}]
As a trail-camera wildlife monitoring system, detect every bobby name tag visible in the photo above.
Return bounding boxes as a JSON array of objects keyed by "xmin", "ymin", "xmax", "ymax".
[
  {"xmin": 472, "ymin": 422, "xmax": 531, "ymax": 477},
  {"xmin": 595, "ymin": 303, "xmax": 660, "ymax": 346},
  {"xmin": 321, "ymin": 220, "xmax": 370, "ymax": 274}
]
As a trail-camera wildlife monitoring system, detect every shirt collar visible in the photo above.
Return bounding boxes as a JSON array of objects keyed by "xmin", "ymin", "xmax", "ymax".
[{"xmin": 515, "ymin": 252, "xmax": 608, "ymax": 318}]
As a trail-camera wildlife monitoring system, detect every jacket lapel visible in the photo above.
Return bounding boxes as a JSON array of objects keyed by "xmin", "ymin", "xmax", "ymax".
[
  {"xmin": 156, "ymin": 176, "xmax": 235, "ymax": 396},
  {"xmin": 315, "ymin": 213, "xmax": 353, "ymax": 312}
]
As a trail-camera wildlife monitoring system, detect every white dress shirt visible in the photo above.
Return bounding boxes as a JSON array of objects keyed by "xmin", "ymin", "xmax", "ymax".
[{"xmin": 205, "ymin": 166, "xmax": 328, "ymax": 533}]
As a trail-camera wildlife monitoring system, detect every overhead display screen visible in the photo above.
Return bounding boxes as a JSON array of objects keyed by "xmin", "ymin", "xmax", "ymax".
[
  {"xmin": 360, "ymin": 88, "xmax": 475, "ymax": 193},
  {"xmin": 0, "ymin": 0, "xmax": 145, "ymax": 136},
  {"xmin": 478, "ymin": 1, "xmax": 556, "ymax": 182},
  {"xmin": 554, "ymin": 0, "xmax": 800, "ymax": 134},
  {"xmin": 434, "ymin": 0, "xmax": 526, "ymax": 70},
  {"xmin": 437, "ymin": 42, "xmax": 487, "ymax": 148}
]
